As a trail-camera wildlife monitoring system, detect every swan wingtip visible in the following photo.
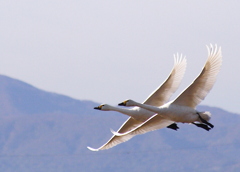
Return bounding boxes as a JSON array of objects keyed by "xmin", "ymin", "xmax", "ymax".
[{"xmin": 87, "ymin": 146, "xmax": 99, "ymax": 151}]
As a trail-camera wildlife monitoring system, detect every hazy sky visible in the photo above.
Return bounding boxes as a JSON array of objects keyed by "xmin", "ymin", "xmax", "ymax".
[{"xmin": 1, "ymin": 1, "xmax": 239, "ymax": 113}]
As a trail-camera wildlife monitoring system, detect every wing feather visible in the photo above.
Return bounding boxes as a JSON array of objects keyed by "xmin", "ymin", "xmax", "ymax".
[
  {"xmin": 173, "ymin": 44, "xmax": 222, "ymax": 108},
  {"xmin": 113, "ymin": 115, "xmax": 174, "ymax": 136},
  {"xmin": 87, "ymin": 117, "xmax": 142, "ymax": 151},
  {"xmin": 143, "ymin": 54, "xmax": 187, "ymax": 106}
]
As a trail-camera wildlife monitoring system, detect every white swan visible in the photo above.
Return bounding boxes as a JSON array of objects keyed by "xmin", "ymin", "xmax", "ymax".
[
  {"xmin": 87, "ymin": 54, "xmax": 187, "ymax": 151},
  {"xmin": 115, "ymin": 44, "xmax": 222, "ymax": 137}
]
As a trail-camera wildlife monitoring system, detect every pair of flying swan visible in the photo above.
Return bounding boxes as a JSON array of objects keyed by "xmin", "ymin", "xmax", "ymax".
[{"xmin": 88, "ymin": 44, "xmax": 222, "ymax": 151}]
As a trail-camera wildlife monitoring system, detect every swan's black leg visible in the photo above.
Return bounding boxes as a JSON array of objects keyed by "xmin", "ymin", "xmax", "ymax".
[
  {"xmin": 192, "ymin": 122, "xmax": 211, "ymax": 131},
  {"xmin": 167, "ymin": 123, "xmax": 179, "ymax": 131},
  {"xmin": 197, "ymin": 112, "xmax": 214, "ymax": 128}
]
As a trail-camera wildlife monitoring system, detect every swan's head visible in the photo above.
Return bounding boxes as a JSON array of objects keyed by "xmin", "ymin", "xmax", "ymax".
[
  {"xmin": 94, "ymin": 104, "xmax": 110, "ymax": 111},
  {"xmin": 118, "ymin": 99, "xmax": 137, "ymax": 107}
]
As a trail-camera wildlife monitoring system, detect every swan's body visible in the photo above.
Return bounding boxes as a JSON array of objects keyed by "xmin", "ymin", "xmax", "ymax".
[
  {"xmin": 87, "ymin": 54, "xmax": 187, "ymax": 151},
  {"xmin": 116, "ymin": 44, "xmax": 222, "ymax": 136}
]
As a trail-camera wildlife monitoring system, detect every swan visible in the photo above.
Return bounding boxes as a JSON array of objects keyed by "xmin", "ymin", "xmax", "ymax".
[
  {"xmin": 115, "ymin": 44, "xmax": 222, "ymax": 137},
  {"xmin": 87, "ymin": 54, "xmax": 187, "ymax": 151}
]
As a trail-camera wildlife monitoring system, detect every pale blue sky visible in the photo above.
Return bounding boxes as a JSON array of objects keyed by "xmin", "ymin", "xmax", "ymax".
[{"xmin": 0, "ymin": 1, "xmax": 239, "ymax": 113}]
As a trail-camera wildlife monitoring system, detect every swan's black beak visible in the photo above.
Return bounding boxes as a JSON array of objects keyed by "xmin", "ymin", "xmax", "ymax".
[
  {"xmin": 94, "ymin": 106, "xmax": 101, "ymax": 110},
  {"xmin": 94, "ymin": 104, "xmax": 104, "ymax": 110},
  {"xmin": 118, "ymin": 102, "xmax": 126, "ymax": 106}
]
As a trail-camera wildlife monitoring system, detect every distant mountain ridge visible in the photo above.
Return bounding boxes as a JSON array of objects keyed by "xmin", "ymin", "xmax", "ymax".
[
  {"xmin": 0, "ymin": 74, "xmax": 239, "ymax": 172},
  {"xmin": 0, "ymin": 75, "xmax": 96, "ymax": 115}
]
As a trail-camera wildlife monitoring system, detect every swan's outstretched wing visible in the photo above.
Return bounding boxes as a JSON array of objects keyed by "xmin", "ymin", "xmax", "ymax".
[
  {"xmin": 88, "ymin": 56, "xmax": 185, "ymax": 151},
  {"xmin": 112, "ymin": 115, "xmax": 174, "ymax": 136},
  {"xmin": 143, "ymin": 54, "xmax": 186, "ymax": 106},
  {"xmin": 87, "ymin": 117, "xmax": 143, "ymax": 151},
  {"xmin": 172, "ymin": 44, "xmax": 222, "ymax": 108}
]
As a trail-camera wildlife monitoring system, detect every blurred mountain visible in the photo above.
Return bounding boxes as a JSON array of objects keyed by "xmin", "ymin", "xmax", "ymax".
[{"xmin": 0, "ymin": 75, "xmax": 239, "ymax": 172}]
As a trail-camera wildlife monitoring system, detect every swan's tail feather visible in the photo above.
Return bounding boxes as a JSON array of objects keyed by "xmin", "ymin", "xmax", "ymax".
[{"xmin": 199, "ymin": 111, "xmax": 211, "ymax": 121}]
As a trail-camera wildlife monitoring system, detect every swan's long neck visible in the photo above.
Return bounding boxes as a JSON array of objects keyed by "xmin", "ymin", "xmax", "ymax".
[
  {"xmin": 106, "ymin": 106, "xmax": 137, "ymax": 118},
  {"xmin": 134, "ymin": 102, "xmax": 162, "ymax": 114}
]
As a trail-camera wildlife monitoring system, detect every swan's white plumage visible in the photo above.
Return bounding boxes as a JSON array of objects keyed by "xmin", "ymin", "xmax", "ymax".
[
  {"xmin": 173, "ymin": 44, "xmax": 222, "ymax": 108},
  {"xmin": 143, "ymin": 54, "xmax": 187, "ymax": 106},
  {"xmin": 87, "ymin": 54, "xmax": 187, "ymax": 151},
  {"xmin": 113, "ymin": 114, "xmax": 174, "ymax": 136},
  {"xmin": 115, "ymin": 44, "xmax": 222, "ymax": 137}
]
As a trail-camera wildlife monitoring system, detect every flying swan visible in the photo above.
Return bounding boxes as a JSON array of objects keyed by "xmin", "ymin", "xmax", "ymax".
[
  {"xmin": 115, "ymin": 44, "xmax": 222, "ymax": 137},
  {"xmin": 87, "ymin": 54, "xmax": 187, "ymax": 151}
]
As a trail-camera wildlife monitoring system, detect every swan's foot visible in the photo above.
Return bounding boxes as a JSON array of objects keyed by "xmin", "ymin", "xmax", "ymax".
[
  {"xmin": 192, "ymin": 122, "xmax": 211, "ymax": 131},
  {"xmin": 197, "ymin": 112, "xmax": 214, "ymax": 129},
  {"xmin": 167, "ymin": 123, "xmax": 179, "ymax": 131}
]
